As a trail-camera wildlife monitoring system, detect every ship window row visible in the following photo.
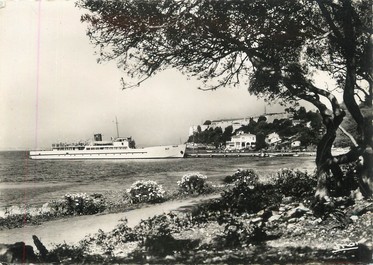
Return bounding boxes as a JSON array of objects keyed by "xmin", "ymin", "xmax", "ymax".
[{"xmin": 86, "ymin": 147, "xmax": 128, "ymax": 150}]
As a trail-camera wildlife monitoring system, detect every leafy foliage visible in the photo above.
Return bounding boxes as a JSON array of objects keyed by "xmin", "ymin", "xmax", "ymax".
[
  {"xmin": 220, "ymin": 178, "xmax": 281, "ymax": 214},
  {"xmin": 0, "ymin": 212, "xmax": 34, "ymax": 229},
  {"xmin": 132, "ymin": 213, "xmax": 199, "ymax": 257},
  {"xmin": 177, "ymin": 173, "xmax": 211, "ymax": 195},
  {"xmin": 212, "ymin": 218, "xmax": 267, "ymax": 249},
  {"xmin": 0, "ymin": 193, "xmax": 107, "ymax": 230},
  {"xmin": 78, "ymin": 0, "xmax": 373, "ymax": 199},
  {"xmin": 47, "ymin": 243, "xmax": 109, "ymax": 264},
  {"xmin": 272, "ymin": 169, "xmax": 317, "ymax": 199},
  {"xmin": 80, "ymin": 218, "xmax": 138, "ymax": 257},
  {"xmin": 127, "ymin": 180, "xmax": 165, "ymax": 204},
  {"xmin": 224, "ymin": 169, "xmax": 259, "ymax": 184},
  {"xmin": 188, "ymin": 127, "xmax": 224, "ymax": 148},
  {"xmin": 49, "ymin": 193, "xmax": 106, "ymax": 216},
  {"xmin": 189, "ymin": 108, "xmax": 324, "ymax": 150}
]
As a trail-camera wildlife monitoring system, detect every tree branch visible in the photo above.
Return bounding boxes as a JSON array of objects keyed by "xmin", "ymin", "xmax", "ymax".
[{"xmin": 339, "ymin": 125, "xmax": 358, "ymax": 147}]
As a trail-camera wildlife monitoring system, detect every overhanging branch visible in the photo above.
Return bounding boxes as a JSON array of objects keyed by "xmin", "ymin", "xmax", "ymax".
[{"xmin": 338, "ymin": 125, "xmax": 358, "ymax": 147}]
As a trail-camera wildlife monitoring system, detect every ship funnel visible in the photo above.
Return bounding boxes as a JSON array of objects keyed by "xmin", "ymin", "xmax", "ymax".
[{"xmin": 94, "ymin": 134, "xmax": 102, "ymax": 141}]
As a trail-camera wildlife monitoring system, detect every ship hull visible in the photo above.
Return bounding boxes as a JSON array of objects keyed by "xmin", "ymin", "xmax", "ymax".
[{"xmin": 29, "ymin": 144, "xmax": 186, "ymax": 160}]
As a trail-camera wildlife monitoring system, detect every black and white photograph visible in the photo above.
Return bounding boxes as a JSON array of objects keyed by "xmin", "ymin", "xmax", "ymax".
[{"xmin": 0, "ymin": 0, "xmax": 372, "ymax": 263}]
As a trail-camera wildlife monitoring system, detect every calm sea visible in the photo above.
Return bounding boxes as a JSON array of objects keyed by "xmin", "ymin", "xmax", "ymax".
[{"xmin": 0, "ymin": 151, "xmax": 316, "ymax": 209}]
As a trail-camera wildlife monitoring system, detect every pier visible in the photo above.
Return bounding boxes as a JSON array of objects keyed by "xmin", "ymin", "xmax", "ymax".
[{"xmin": 185, "ymin": 151, "xmax": 316, "ymax": 158}]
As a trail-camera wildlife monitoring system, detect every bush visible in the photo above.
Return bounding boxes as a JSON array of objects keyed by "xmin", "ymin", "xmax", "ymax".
[
  {"xmin": 48, "ymin": 243, "xmax": 98, "ymax": 264},
  {"xmin": 177, "ymin": 173, "xmax": 211, "ymax": 195},
  {"xmin": 212, "ymin": 218, "xmax": 267, "ymax": 249},
  {"xmin": 127, "ymin": 180, "xmax": 165, "ymax": 204},
  {"xmin": 134, "ymin": 214, "xmax": 199, "ymax": 257},
  {"xmin": 0, "ymin": 212, "xmax": 33, "ymax": 229},
  {"xmin": 272, "ymin": 168, "xmax": 317, "ymax": 199},
  {"xmin": 49, "ymin": 193, "xmax": 106, "ymax": 216},
  {"xmin": 224, "ymin": 169, "xmax": 259, "ymax": 184},
  {"xmin": 220, "ymin": 178, "xmax": 281, "ymax": 214}
]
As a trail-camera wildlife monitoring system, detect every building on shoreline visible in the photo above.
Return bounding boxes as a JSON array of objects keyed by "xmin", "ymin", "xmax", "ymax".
[
  {"xmin": 189, "ymin": 112, "xmax": 292, "ymax": 136},
  {"xmin": 225, "ymin": 131, "xmax": 256, "ymax": 151}
]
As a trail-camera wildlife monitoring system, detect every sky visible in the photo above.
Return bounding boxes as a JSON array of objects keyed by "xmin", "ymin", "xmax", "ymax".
[{"xmin": 1, "ymin": 0, "xmax": 289, "ymax": 150}]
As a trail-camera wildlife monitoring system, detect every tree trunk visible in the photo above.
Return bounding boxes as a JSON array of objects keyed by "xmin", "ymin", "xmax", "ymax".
[
  {"xmin": 315, "ymin": 130, "xmax": 333, "ymax": 199},
  {"xmin": 314, "ymin": 104, "xmax": 348, "ymax": 200},
  {"xmin": 359, "ymin": 145, "xmax": 373, "ymax": 198},
  {"xmin": 342, "ymin": 0, "xmax": 373, "ymax": 199}
]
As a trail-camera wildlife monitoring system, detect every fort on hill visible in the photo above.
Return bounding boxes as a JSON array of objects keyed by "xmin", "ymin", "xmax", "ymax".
[{"xmin": 189, "ymin": 112, "xmax": 292, "ymax": 136}]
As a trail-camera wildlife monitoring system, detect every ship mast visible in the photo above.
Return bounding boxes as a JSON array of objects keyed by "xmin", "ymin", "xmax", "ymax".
[{"xmin": 115, "ymin": 116, "xmax": 120, "ymax": 138}]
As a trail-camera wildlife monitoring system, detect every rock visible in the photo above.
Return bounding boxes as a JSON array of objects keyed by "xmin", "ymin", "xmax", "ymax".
[
  {"xmin": 349, "ymin": 202, "xmax": 373, "ymax": 216},
  {"xmin": 251, "ymin": 217, "xmax": 263, "ymax": 224},
  {"xmin": 204, "ymin": 258, "xmax": 212, "ymax": 263},
  {"xmin": 256, "ymin": 209, "xmax": 265, "ymax": 216},
  {"xmin": 212, "ymin": 256, "xmax": 223, "ymax": 262},
  {"xmin": 286, "ymin": 207, "xmax": 307, "ymax": 219},
  {"xmin": 165, "ymin": 255, "xmax": 176, "ymax": 261},
  {"xmin": 287, "ymin": 218, "xmax": 298, "ymax": 223},
  {"xmin": 257, "ymin": 209, "xmax": 272, "ymax": 221},
  {"xmin": 350, "ymin": 215, "xmax": 358, "ymax": 221},
  {"xmin": 308, "ymin": 217, "xmax": 322, "ymax": 225},
  {"xmin": 297, "ymin": 203, "xmax": 311, "ymax": 213},
  {"xmin": 268, "ymin": 214, "xmax": 282, "ymax": 222},
  {"xmin": 0, "ymin": 242, "xmax": 37, "ymax": 263},
  {"xmin": 282, "ymin": 196, "xmax": 293, "ymax": 204}
]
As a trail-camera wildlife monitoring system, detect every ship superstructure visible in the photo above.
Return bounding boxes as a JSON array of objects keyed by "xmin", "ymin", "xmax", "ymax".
[{"xmin": 29, "ymin": 134, "xmax": 186, "ymax": 160}]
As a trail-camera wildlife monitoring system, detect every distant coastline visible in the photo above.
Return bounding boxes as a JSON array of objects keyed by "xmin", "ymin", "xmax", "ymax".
[{"xmin": 186, "ymin": 149, "xmax": 316, "ymax": 158}]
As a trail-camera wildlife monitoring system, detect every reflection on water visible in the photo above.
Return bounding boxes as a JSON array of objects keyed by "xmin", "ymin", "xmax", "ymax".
[{"xmin": 0, "ymin": 151, "xmax": 316, "ymax": 208}]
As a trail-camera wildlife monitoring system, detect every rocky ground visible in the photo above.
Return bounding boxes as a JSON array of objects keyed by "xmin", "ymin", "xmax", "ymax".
[
  {"xmin": 0, "ymin": 197, "xmax": 372, "ymax": 264},
  {"xmin": 70, "ymin": 197, "xmax": 372, "ymax": 264}
]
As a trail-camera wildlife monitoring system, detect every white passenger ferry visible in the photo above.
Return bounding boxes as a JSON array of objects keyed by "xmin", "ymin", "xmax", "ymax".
[{"xmin": 29, "ymin": 134, "xmax": 186, "ymax": 160}]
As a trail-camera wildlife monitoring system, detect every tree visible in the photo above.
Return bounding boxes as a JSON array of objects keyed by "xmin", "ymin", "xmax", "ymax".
[
  {"xmin": 78, "ymin": 0, "xmax": 372, "ymax": 200},
  {"xmin": 221, "ymin": 125, "xmax": 234, "ymax": 144},
  {"xmin": 294, "ymin": 107, "xmax": 307, "ymax": 120},
  {"xmin": 306, "ymin": 110, "xmax": 323, "ymax": 131},
  {"xmin": 255, "ymin": 133, "xmax": 267, "ymax": 151},
  {"xmin": 299, "ymin": 127, "xmax": 319, "ymax": 147},
  {"xmin": 257, "ymin": 115, "xmax": 267, "ymax": 123},
  {"xmin": 203, "ymin": 120, "xmax": 212, "ymax": 125}
]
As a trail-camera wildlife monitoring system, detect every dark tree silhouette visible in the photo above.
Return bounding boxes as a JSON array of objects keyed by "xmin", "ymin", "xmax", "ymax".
[{"xmin": 77, "ymin": 0, "xmax": 372, "ymax": 200}]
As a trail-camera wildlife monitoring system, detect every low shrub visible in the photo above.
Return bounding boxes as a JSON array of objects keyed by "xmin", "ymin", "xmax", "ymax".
[
  {"xmin": 272, "ymin": 168, "xmax": 317, "ymax": 199},
  {"xmin": 177, "ymin": 173, "xmax": 211, "ymax": 195},
  {"xmin": 0, "ymin": 212, "xmax": 34, "ymax": 229},
  {"xmin": 224, "ymin": 169, "xmax": 259, "ymax": 184},
  {"xmin": 79, "ymin": 218, "xmax": 139, "ymax": 257},
  {"xmin": 211, "ymin": 218, "xmax": 267, "ymax": 249},
  {"xmin": 47, "ymin": 243, "xmax": 104, "ymax": 264},
  {"xmin": 127, "ymin": 180, "xmax": 165, "ymax": 204},
  {"xmin": 49, "ymin": 193, "xmax": 106, "ymax": 216},
  {"xmin": 135, "ymin": 214, "xmax": 174, "ymax": 239},
  {"xmin": 220, "ymin": 178, "xmax": 281, "ymax": 214},
  {"xmin": 134, "ymin": 214, "xmax": 199, "ymax": 257}
]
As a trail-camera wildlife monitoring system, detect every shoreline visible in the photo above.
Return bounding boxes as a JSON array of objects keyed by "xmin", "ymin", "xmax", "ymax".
[
  {"xmin": 0, "ymin": 194, "xmax": 220, "ymax": 248},
  {"xmin": 186, "ymin": 150, "xmax": 316, "ymax": 158},
  {"xmin": 0, "ymin": 156, "xmax": 317, "ymax": 210}
]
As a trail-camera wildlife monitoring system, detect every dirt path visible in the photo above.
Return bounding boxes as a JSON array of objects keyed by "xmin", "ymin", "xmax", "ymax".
[{"xmin": 0, "ymin": 195, "xmax": 219, "ymax": 248}]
